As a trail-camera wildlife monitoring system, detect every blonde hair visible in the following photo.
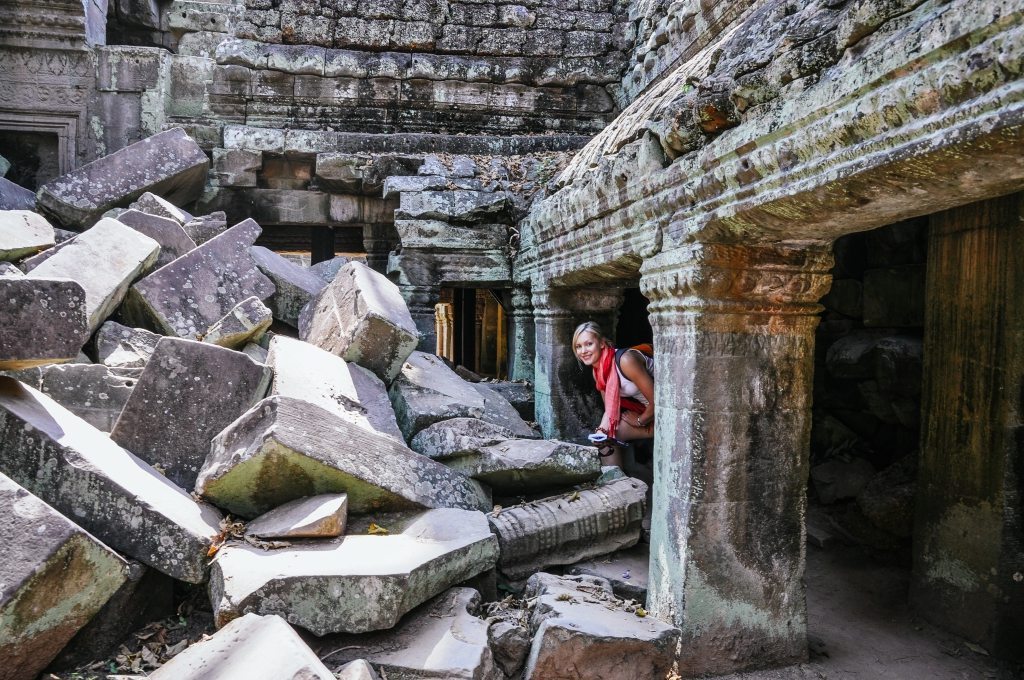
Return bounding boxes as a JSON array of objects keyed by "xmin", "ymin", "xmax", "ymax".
[{"xmin": 572, "ymin": 321, "xmax": 607, "ymax": 367}]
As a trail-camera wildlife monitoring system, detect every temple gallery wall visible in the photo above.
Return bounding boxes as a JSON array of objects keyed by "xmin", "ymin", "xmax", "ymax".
[{"xmin": 0, "ymin": 0, "xmax": 1022, "ymax": 677}]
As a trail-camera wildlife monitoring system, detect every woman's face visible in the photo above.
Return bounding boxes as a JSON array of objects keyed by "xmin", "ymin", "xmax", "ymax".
[{"xmin": 574, "ymin": 330, "xmax": 605, "ymax": 366}]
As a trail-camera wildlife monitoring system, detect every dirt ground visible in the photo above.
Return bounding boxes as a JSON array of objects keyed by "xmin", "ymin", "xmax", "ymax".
[{"xmin": 714, "ymin": 543, "xmax": 1022, "ymax": 680}]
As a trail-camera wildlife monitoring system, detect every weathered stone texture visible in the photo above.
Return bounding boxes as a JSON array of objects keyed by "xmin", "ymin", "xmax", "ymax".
[
  {"xmin": 110, "ymin": 338, "xmax": 272, "ymax": 490},
  {"xmin": 0, "ymin": 210, "xmax": 54, "ymax": 261},
  {"xmin": 0, "ymin": 178, "xmax": 37, "ymax": 211},
  {"xmin": 209, "ymin": 510, "xmax": 498, "ymax": 635},
  {"xmin": 126, "ymin": 218, "xmax": 274, "ymax": 338},
  {"xmin": 489, "ymin": 477, "xmax": 646, "ymax": 583},
  {"xmin": 301, "ymin": 261, "xmax": 418, "ymax": 383},
  {"xmin": 10, "ymin": 363, "xmax": 139, "ymax": 432},
  {"xmin": 0, "ymin": 474, "xmax": 128, "ymax": 680},
  {"xmin": 0, "ymin": 377, "xmax": 223, "ymax": 583},
  {"xmin": 201, "ymin": 295, "xmax": 273, "ymax": 348},
  {"xmin": 0, "ymin": 278, "xmax": 89, "ymax": 370},
  {"xmin": 249, "ymin": 245, "xmax": 325, "ymax": 327},
  {"xmin": 245, "ymin": 493, "xmax": 348, "ymax": 539},
  {"xmin": 26, "ymin": 218, "xmax": 160, "ymax": 334},
  {"xmin": 116, "ymin": 208, "xmax": 197, "ymax": 269},
  {"xmin": 197, "ymin": 396, "xmax": 490, "ymax": 518},
  {"xmin": 148, "ymin": 613, "xmax": 336, "ymax": 680},
  {"xmin": 389, "ymin": 351, "xmax": 486, "ymax": 439},
  {"xmin": 36, "ymin": 128, "xmax": 209, "ymax": 228},
  {"xmin": 95, "ymin": 321, "xmax": 162, "ymax": 368}
]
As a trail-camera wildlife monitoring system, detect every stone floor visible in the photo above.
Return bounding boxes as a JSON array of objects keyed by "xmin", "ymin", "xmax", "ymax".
[{"xmin": 714, "ymin": 542, "xmax": 1020, "ymax": 680}]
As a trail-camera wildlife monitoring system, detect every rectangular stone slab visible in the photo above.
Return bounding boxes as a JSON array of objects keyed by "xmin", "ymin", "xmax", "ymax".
[
  {"xmin": 0, "ymin": 376, "xmax": 224, "ymax": 582},
  {"xmin": 26, "ymin": 217, "xmax": 161, "ymax": 334},
  {"xmin": 0, "ymin": 277, "xmax": 89, "ymax": 370},
  {"xmin": 489, "ymin": 477, "xmax": 647, "ymax": 584},
  {"xmin": 111, "ymin": 337, "xmax": 272, "ymax": 490},
  {"xmin": 0, "ymin": 210, "xmax": 55, "ymax": 261},
  {"xmin": 388, "ymin": 351, "xmax": 486, "ymax": 440},
  {"xmin": 300, "ymin": 261, "xmax": 418, "ymax": 383},
  {"xmin": 249, "ymin": 245, "xmax": 325, "ymax": 327},
  {"xmin": 36, "ymin": 128, "xmax": 209, "ymax": 228},
  {"xmin": 0, "ymin": 473, "xmax": 129, "ymax": 680},
  {"xmin": 0, "ymin": 177, "xmax": 36, "ymax": 211},
  {"xmin": 435, "ymin": 438, "xmax": 601, "ymax": 494},
  {"xmin": 196, "ymin": 396, "xmax": 491, "ymax": 518},
  {"xmin": 149, "ymin": 614, "xmax": 336, "ymax": 680},
  {"xmin": 12, "ymin": 363, "xmax": 140, "ymax": 432},
  {"xmin": 116, "ymin": 208, "xmax": 197, "ymax": 269},
  {"xmin": 125, "ymin": 218, "xmax": 274, "ymax": 338},
  {"xmin": 95, "ymin": 321, "xmax": 162, "ymax": 368},
  {"xmin": 209, "ymin": 510, "xmax": 498, "ymax": 635}
]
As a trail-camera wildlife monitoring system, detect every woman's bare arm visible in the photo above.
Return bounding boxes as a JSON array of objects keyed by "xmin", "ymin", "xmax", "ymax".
[{"xmin": 619, "ymin": 350, "xmax": 655, "ymax": 427}]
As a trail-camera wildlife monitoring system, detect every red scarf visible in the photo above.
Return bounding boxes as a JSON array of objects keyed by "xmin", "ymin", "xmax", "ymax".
[{"xmin": 592, "ymin": 346, "xmax": 643, "ymax": 438}]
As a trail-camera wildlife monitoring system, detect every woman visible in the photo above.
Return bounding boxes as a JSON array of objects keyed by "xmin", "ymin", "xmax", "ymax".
[{"xmin": 572, "ymin": 321, "xmax": 654, "ymax": 467}]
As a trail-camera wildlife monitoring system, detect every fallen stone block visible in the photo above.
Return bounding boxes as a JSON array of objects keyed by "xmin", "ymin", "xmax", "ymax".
[
  {"xmin": 522, "ymin": 573, "xmax": 679, "ymax": 680},
  {"xmin": 124, "ymin": 218, "xmax": 274, "ymax": 339},
  {"xmin": 267, "ymin": 335, "xmax": 404, "ymax": 443},
  {"xmin": 309, "ymin": 254, "xmax": 349, "ymax": 282},
  {"xmin": 201, "ymin": 296, "xmax": 272, "ymax": 348},
  {"xmin": 0, "ymin": 176, "xmax": 36, "ymax": 210},
  {"xmin": 316, "ymin": 587, "xmax": 498, "ymax": 679},
  {"xmin": 0, "ymin": 473, "xmax": 128, "ymax": 680},
  {"xmin": 411, "ymin": 418, "xmax": 515, "ymax": 457},
  {"xmin": 182, "ymin": 211, "xmax": 228, "ymax": 244},
  {"xmin": 471, "ymin": 382, "xmax": 536, "ymax": 438},
  {"xmin": 111, "ymin": 337, "xmax": 271, "ymax": 489},
  {"xmin": 336, "ymin": 660, "xmax": 380, "ymax": 680},
  {"xmin": 37, "ymin": 128, "xmax": 209, "ymax": 228},
  {"xmin": 396, "ymin": 190, "xmax": 508, "ymax": 223},
  {"xmin": 0, "ymin": 262, "xmax": 22, "ymax": 276},
  {"xmin": 388, "ymin": 351, "xmax": 486, "ymax": 440},
  {"xmin": 95, "ymin": 321, "xmax": 162, "ymax": 368},
  {"xmin": 567, "ymin": 544, "xmax": 649, "ymax": 602},
  {"xmin": 12, "ymin": 363, "xmax": 140, "ymax": 432},
  {"xmin": 117, "ymin": 208, "xmax": 197, "ymax": 269},
  {"xmin": 49, "ymin": 562, "xmax": 175, "ymax": 671},
  {"xmin": 210, "ymin": 510, "xmax": 498, "ymax": 635},
  {"xmin": 485, "ymin": 380, "xmax": 534, "ymax": 421},
  {"xmin": 0, "ymin": 377, "xmax": 224, "ymax": 582},
  {"xmin": 488, "ymin": 620, "xmax": 531, "ymax": 678},
  {"xmin": 431, "ymin": 438, "xmax": 600, "ymax": 495},
  {"xmin": 300, "ymin": 261, "xmax": 418, "ymax": 383},
  {"xmin": 0, "ymin": 278, "xmax": 89, "ymax": 370},
  {"xmin": 128, "ymin": 191, "xmax": 193, "ymax": 225},
  {"xmin": 26, "ymin": 217, "xmax": 160, "ymax": 334},
  {"xmin": 489, "ymin": 477, "xmax": 647, "ymax": 585},
  {"xmin": 250, "ymin": 246, "xmax": 325, "ymax": 327},
  {"xmin": 246, "ymin": 493, "xmax": 348, "ymax": 539},
  {"xmin": 148, "ymin": 613, "xmax": 336, "ymax": 680},
  {"xmin": 0, "ymin": 210, "xmax": 54, "ymax": 261},
  {"xmin": 197, "ymin": 396, "xmax": 490, "ymax": 518}
]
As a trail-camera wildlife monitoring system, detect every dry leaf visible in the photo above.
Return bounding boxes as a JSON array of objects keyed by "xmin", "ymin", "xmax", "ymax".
[{"xmin": 367, "ymin": 523, "xmax": 389, "ymax": 535}]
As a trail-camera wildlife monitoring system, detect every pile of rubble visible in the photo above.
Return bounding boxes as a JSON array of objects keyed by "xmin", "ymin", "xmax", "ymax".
[{"xmin": 0, "ymin": 130, "xmax": 678, "ymax": 680}]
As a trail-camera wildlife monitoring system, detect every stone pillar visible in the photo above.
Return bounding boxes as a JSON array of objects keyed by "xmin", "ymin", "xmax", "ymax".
[
  {"xmin": 532, "ymin": 286, "xmax": 623, "ymax": 442},
  {"xmin": 363, "ymin": 222, "xmax": 398, "ymax": 274},
  {"xmin": 911, "ymin": 193, "xmax": 1024, "ymax": 661},
  {"xmin": 399, "ymin": 284, "xmax": 440, "ymax": 353},
  {"xmin": 640, "ymin": 243, "xmax": 833, "ymax": 676},
  {"xmin": 508, "ymin": 286, "xmax": 535, "ymax": 382}
]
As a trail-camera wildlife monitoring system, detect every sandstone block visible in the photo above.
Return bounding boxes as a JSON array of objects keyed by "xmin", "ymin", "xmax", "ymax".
[
  {"xmin": 95, "ymin": 321, "xmax": 162, "ymax": 368},
  {"xmin": 125, "ymin": 218, "xmax": 274, "ymax": 339},
  {"xmin": 522, "ymin": 573, "xmax": 679, "ymax": 680},
  {"xmin": 12, "ymin": 363, "xmax": 139, "ymax": 432},
  {"xmin": 202, "ymin": 296, "xmax": 273, "ymax": 348},
  {"xmin": 337, "ymin": 660, "xmax": 381, "ymax": 680},
  {"xmin": 37, "ymin": 128, "xmax": 209, "ymax": 228},
  {"xmin": 433, "ymin": 438, "xmax": 600, "ymax": 494},
  {"xmin": 0, "ymin": 210, "xmax": 54, "ymax": 261},
  {"xmin": 212, "ymin": 148, "xmax": 262, "ymax": 187},
  {"xmin": 26, "ymin": 217, "xmax": 160, "ymax": 334},
  {"xmin": 301, "ymin": 261, "xmax": 418, "ymax": 382},
  {"xmin": 0, "ymin": 262, "xmax": 22, "ymax": 276},
  {"xmin": 250, "ymin": 245, "xmax": 325, "ymax": 327},
  {"xmin": 0, "ymin": 377, "xmax": 224, "ymax": 582},
  {"xmin": 489, "ymin": 477, "xmax": 647, "ymax": 584},
  {"xmin": 117, "ymin": 208, "xmax": 197, "ymax": 269},
  {"xmin": 388, "ymin": 351, "xmax": 486, "ymax": 440},
  {"xmin": 489, "ymin": 620, "xmax": 531, "ymax": 678},
  {"xmin": 396, "ymin": 190, "xmax": 508, "ymax": 222},
  {"xmin": 148, "ymin": 613, "xmax": 336, "ymax": 680},
  {"xmin": 410, "ymin": 417, "xmax": 515, "ymax": 457},
  {"xmin": 128, "ymin": 191, "xmax": 193, "ymax": 225},
  {"xmin": 111, "ymin": 338, "xmax": 272, "ymax": 490},
  {"xmin": 471, "ymin": 382, "xmax": 536, "ymax": 437},
  {"xmin": 0, "ymin": 278, "xmax": 88, "ymax": 370},
  {"xmin": 182, "ymin": 211, "xmax": 229, "ymax": 245},
  {"xmin": 245, "ymin": 493, "xmax": 348, "ymax": 539},
  {"xmin": 0, "ymin": 177, "xmax": 36, "ymax": 211},
  {"xmin": 197, "ymin": 396, "xmax": 490, "ymax": 518},
  {"xmin": 267, "ymin": 335, "xmax": 404, "ymax": 442},
  {"xmin": 0, "ymin": 474, "xmax": 129, "ymax": 680},
  {"xmin": 393, "ymin": 219, "xmax": 506, "ymax": 251},
  {"xmin": 317, "ymin": 587, "xmax": 498, "ymax": 679},
  {"xmin": 567, "ymin": 544, "xmax": 649, "ymax": 602},
  {"xmin": 483, "ymin": 380, "xmax": 534, "ymax": 420},
  {"xmin": 210, "ymin": 510, "xmax": 498, "ymax": 635},
  {"xmin": 309, "ymin": 254, "xmax": 350, "ymax": 282}
]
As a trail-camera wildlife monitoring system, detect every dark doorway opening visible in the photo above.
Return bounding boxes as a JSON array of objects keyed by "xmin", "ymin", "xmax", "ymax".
[{"xmin": 0, "ymin": 131, "xmax": 61, "ymax": 190}]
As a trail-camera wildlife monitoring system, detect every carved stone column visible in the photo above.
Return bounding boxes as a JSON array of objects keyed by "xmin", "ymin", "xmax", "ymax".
[
  {"xmin": 532, "ymin": 285, "xmax": 624, "ymax": 441},
  {"xmin": 640, "ymin": 243, "xmax": 833, "ymax": 676},
  {"xmin": 363, "ymin": 222, "xmax": 398, "ymax": 275},
  {"xmin": 912, "ymin": 193, "xmax": 1024, "ymax": 661},
  {"xmin": 507, "ymin": 286, "xmax": 535, "ymax": 383},
  {"xmin": 399, "ymin": 284, "xmax": 440, "ymax": 353}
]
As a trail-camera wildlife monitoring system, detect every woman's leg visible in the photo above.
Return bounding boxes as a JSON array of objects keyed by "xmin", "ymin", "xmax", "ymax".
[{"xmin": 600, "ymin": 414, "xmax": 653, "ymax": 469}]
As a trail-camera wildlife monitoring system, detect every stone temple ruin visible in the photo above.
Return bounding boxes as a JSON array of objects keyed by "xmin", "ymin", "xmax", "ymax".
[{"xmin": 1, "ymin": 0, "xmax": 1023, "ymax": 678}]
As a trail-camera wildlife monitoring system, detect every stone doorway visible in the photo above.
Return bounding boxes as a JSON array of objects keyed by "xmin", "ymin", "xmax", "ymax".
[
  {"xmin": 437, "ymin": 287, "xmax": 509, "ymax": 380},
  {"xmin": 0, "ymin": 129, "xmax": 62, "ymax": 190}
]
